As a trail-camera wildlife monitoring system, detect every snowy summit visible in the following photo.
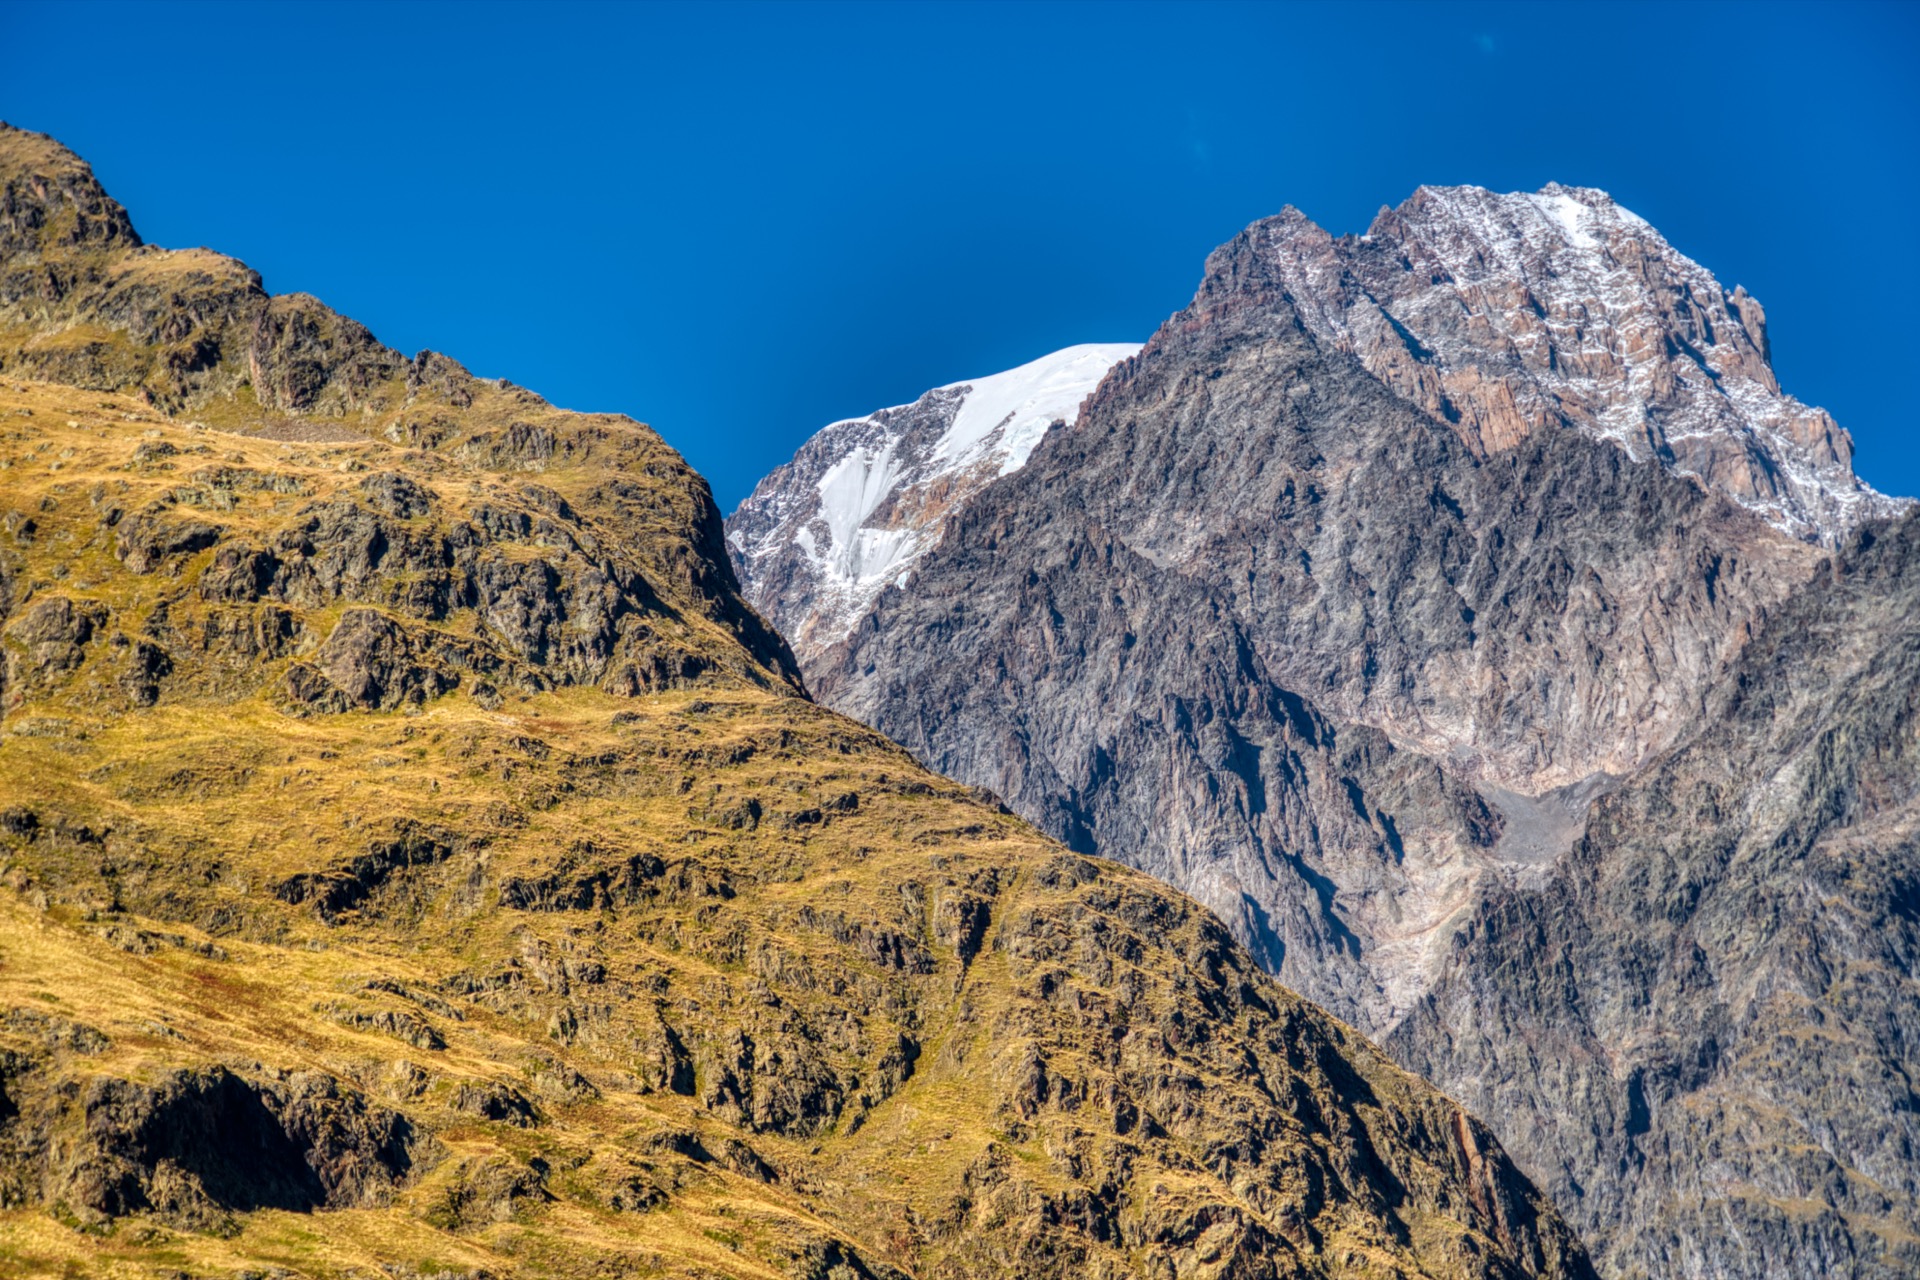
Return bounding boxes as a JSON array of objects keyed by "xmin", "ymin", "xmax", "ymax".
[{"xmin": 726, "ymin": 344, "xmax": 1140, "ymax": 661}]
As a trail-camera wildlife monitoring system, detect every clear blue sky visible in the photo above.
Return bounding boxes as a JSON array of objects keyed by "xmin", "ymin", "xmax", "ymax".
[{"xmin": 2, "ymin": 0, "xmax": 1915, "ymax": 507}]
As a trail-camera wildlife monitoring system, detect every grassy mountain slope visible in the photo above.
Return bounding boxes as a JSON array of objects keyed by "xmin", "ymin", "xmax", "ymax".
[{"xmin": 0, "ymin": 123, "xmax": 1590, "ymax": 1280}]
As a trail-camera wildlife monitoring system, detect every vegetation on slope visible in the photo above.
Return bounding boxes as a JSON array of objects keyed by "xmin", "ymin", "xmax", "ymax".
[{"xmin": 0, "ymin": 122, "xmax": 1591, "ymax": 1279}]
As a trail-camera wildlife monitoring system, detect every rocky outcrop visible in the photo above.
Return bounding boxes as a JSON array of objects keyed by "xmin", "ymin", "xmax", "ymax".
[
  {"xmin": 0, "ymin": 127, "xmax": 1591, "ymax": 1279},
  {"xmin": 0, "ymin": 124, "xmax": 138, "ymax": 256},
  {"xmin": 3, "ymin": 595, "xmax": 108, "ymax": 695},
  {"xmin": 2, "ymin": 1060, "xmax": 419, "ymax": 1233},
  {"xmin": 797, "ymin": 195, "xmax": 1918, "ymax": 1276}
]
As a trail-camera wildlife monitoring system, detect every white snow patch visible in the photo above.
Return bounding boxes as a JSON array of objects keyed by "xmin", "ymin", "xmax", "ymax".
[
  {"xmin": 814, "ymin": 441, "xmax": 907, "ymax": 577},
  {"xmin": 802, "ymin": 344, "xmax": 1140, "ymax": 590},
  {"xmin": 1525, "ymin": 191, "xmax": 1598, "ymax": 250},
  {"xmin": 932, "ymin": 343, "xmax": 1144, "ymax": 475}
]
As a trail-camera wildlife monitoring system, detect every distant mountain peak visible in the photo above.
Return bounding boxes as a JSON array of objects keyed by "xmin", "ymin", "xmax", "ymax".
[
  {"xmin": 770, "ymin": 184, "xmax": 1920, "ymax": 1280},
  {"xmin": 727, "ymin": 342, "xmax": 1140, "ymax": 661},
  {"xmin": 1260, "ymin": 181, "xmax": 1907, "ymax": 541}
]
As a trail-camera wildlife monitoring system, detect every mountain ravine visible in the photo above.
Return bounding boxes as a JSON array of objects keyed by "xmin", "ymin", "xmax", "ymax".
[
  {"xmin": 0, "ymin": 123, "xmax": 1598, "ymax": 1279},
  {"xmin": 733, "ymin": 186, "xmax": 1919, "ymax": 1278}
]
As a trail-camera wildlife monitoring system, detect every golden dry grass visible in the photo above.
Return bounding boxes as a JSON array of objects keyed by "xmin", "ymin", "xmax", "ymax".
[{"xmin": 0, "ymin": 135, "xmax": 1594, "ymax": 1275}]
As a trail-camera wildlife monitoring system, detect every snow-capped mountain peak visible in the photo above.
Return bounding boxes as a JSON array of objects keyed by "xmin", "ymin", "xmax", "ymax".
[
  {"xmin": 929, "ymin": 344, "xmax": 1139, "ymax": 470},
  {"xmin": 727, "ymin": 343, "xmax": 1140, "ymax": 660}
]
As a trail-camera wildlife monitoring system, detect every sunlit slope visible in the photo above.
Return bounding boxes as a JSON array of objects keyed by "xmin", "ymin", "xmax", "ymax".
[{"xmin": 0, "ymin": 123, "xmax": 1590, "ymax": 1279}]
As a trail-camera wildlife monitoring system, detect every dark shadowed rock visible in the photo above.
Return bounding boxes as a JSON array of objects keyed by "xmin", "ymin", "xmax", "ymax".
[{"xmin": 43, "ymin": 1066, "xmax": 418, "ymax": 1230}]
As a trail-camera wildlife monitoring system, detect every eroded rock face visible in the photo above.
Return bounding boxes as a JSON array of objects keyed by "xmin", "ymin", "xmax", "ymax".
[
  {"xmin": 0, "ymin": 126, "xmax": 139, "ymax": 256},
  {"xmin": 246, "ymin": 292, "xmax": 404, "ymax": 416},
  {"xmin": 1388, "ymin": 512, "xmax": 1920, "ymax": 1280},
  {"xmin": 798, "ymin": 200, "xmax": 1919, "ymax": 1276},
  {"xmin": 3, "ymin": 596, "xmax": 108, "ymax": 694},
  {"xmin": 24, "ymin": 1065, "xmax": 419, "ymax": 1231}
]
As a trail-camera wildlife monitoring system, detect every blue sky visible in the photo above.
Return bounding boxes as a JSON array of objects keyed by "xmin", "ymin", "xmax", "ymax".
[{"xmin": 2, "ymin": 0, "xmax": 1915, "ymax": 507}]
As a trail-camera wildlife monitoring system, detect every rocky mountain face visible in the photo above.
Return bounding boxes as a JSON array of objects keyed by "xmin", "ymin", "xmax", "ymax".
[
  {"xmin": 0, "ymin": 124, "xmax": 1594, "ymax": 1280},
  {"xmin": 1387, "ymin": 511, "xmax": 1920, "ymax": 1280},
  {"xmin": 769, "ymin": 187, "xmax": 1918, "ymax": 1277},
  {"xmin": 732, "ymin": 186, "xmax": 1902, "ymax": 678},
  {"xmin": 729, "ymin": 344, "xmax": 1138, "ymax": 663}
]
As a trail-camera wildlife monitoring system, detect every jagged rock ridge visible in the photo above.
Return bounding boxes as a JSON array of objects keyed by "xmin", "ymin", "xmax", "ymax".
[
  {"xmin": 0, "ymin": 123, "xmax": 1591, "ymax": 1280},
  {"xmin": 728, "ymin": 343, "xmax": 1138, "ymax": 662},
  {"xmin": 774, "ymin": 188, "xmax": 1920, "ymax": 1277}
]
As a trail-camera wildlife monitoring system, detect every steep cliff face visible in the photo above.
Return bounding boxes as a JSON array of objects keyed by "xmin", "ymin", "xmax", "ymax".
[
  {"xmin": 729, "ymin": 343, "xmax": 1138, "ymax": 663},
  {"xmin": 0, "ymin": 124, "xmax": 1592, "ymax": 1280},
  {"xmin": 1387, "ymin": 510, "xmax": 1920, "ymax": 1280},
  {"xmin": 796, "ymin": 193, "xmax": 1917, "ymax": 1276}
]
